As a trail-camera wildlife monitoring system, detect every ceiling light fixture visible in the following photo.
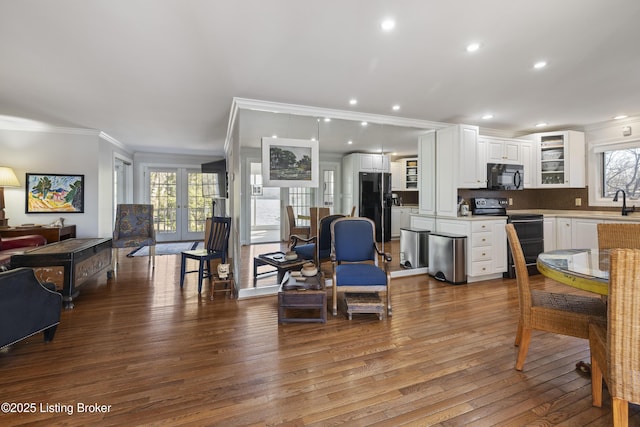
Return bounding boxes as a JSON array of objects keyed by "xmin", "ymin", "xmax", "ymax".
[
  {"xmin": 466, "ymin": 43, "xmax": 480, "ymax": 53},
  {"xmin": 614, "ymin": 115, "xmax": 628, "ymax": 120},
  {"xmin": 271, "ymin": 134, "xmax": 278, "ymax": 138},
  {"xmin": 349, "ymin": 99, "xmax": 357, "ymax": 106},
  {"xmin": 381, "ymin": 19, "xmax": 395, "ymax": 31},
  {"xmin": 361, "ymin": 121, "xmax": 368, "ymax": 126},
  {"xmin": 324, "ymin": 117, "xmax": 331, "ymax": 122},
  {"xmin": 392, "ymin": 105, "xmax": 400, "ymax": 111},
  {"xmin": 535, "ymin": 122, "xmax": 548, "ymax": 128},
  {"xmin": 482, "ymin": 114, "xmax": 494, "ymax": 120},
  {"xmin": 347, "ymin": 140, "xmax": 353, "ymax": 145},
  {"xmin": 533, "ymin": 61, "xmax": 547, "ymax": 69}
]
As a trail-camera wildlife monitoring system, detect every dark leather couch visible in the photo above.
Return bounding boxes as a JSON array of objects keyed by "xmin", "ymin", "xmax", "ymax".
[
  {"xmin": 0, "ymin": 234, "xmax": 47, "ymax": 271},
  {"xmin": 0, "ymin": 267, "xmax": 62, "ymax": 349}
]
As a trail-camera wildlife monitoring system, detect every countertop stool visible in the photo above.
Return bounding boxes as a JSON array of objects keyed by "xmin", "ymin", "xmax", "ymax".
[{"xmin": 210, "ymin": 272, "xmax": 235, "ymax": 300}]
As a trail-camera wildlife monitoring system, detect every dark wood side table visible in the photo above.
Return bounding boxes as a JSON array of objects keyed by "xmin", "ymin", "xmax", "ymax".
[
  {"xmin": 278, "ymin": 273, "xmax": 326, "ymax": 324},
  {"xmin": 0, "ymin": 225, "xmax": 76, "ymax": 243}
]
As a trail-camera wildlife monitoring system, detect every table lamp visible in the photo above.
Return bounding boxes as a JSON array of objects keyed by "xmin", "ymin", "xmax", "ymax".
[{"xmin": 0, "ymin": 166, "xmax": 20, "ymax": 227}]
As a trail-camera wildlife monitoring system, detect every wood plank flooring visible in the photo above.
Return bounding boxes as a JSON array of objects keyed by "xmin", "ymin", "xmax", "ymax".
[{"xmin": 1, "ymin": 250, "xmax": 637, "ymax": 426}]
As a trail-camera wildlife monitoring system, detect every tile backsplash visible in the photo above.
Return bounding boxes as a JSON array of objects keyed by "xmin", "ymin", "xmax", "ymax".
[{"xmin": 458, "ymin": 187, "xmax": 619, "ymax": 212}]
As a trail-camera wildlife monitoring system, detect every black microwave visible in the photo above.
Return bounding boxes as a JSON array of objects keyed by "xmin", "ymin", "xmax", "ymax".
[{"xmin": 486, "ymin": 163, "xmax": 524, "ymax": 190}]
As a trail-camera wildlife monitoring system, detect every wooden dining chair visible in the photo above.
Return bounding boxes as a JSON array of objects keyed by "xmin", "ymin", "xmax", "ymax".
[
  {"xmin": 286, "ymin": 205, "xmax": 310, "ymax": 241},
  {"xmin": 597, "ymin": 223, "xmax": 640, "ymax": 249},
  {"xmin": 505, "ymin": 224, "xmax": 607, "ymax": 371},
  {"xmin": 589, "ymin": 248, "xmax": 640, "ymax": 427}
]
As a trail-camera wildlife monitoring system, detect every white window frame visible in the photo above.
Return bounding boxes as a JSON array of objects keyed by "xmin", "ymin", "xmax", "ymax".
[{"xmin": 588, "ymin": 137, "xmax": 640, "ymax": 207}]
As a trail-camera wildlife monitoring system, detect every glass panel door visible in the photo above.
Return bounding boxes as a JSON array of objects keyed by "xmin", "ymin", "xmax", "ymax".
[
  {"xmin": 250, "ymin": 162, "xmax": 281, "ymax": 243},
  {"xmin": 148, "ymin": 167, "xmax": 212, "ymax": 242}
]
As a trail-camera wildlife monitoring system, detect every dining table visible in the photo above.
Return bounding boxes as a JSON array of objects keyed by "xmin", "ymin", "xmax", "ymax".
[{"xmin": 537, "ymin": 248, "xmax": 609, "ymax": 295}]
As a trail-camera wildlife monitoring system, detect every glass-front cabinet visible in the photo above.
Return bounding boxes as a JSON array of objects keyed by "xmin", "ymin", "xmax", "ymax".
[
  {"xmin": 403, "ymin": 158, "xmax": 418, "ymax": 191},
  {"xmin": 535, "ymin": 130, "xmax": 585, "ymax": 188}
]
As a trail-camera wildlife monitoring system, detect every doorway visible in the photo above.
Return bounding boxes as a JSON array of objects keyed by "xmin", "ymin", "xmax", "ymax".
[
  {"xmin": 249, "ymin": 162, "xmax": 281, "ymax": 243},
  {"xmin": 147, "ymin": 167, "xmax": 212, "ymax": 242}
]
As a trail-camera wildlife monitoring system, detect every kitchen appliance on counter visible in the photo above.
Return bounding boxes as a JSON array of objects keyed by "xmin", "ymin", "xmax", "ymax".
[
  {"xmin": 391, "ymin": 193, "xmax": 402, "ymax": 206},
  {"xmin": 470, "ymin": 197, "xmax": 543, "ymax": 279},
  {"xmin": 487, "ymin": 163, "xmax": 524, "ymax": 190},
  {"xmin": 359, "ymin": 172, "xmax": 391, "ymax": 242}
]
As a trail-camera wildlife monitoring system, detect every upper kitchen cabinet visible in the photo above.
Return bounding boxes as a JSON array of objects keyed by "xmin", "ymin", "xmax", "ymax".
[
  {"xmin": 533, "ymin": 130, "xmax": 585, "ymax": 188},
  {"xmin": 357, "ymin": 153, "xmax": 390, "ymax": 172},
  {"xmin": 436, "ymin": 124, "xmax": 481, "ymax": 217},
  {"xmin": 484, "ymin": 136, "xmax": 521, "ymax": 164},
  {"xmin": 390, "ymin": 161, "xmax": 402, "ymax": 191},
  {"xmin": 402, "ymin": 158, "xmax": 419, "ymax": 191},
  {"xmin": 418, "ymin": 132, "xmax": 436, "ymax": 215}
]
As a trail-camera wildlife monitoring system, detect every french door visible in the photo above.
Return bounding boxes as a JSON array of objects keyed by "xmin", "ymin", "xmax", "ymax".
[{"xmin": 147, "ymin": 167, "xmax": 212, "ymax": 242}]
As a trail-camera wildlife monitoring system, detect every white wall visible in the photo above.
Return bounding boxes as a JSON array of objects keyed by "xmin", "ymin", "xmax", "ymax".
[{"xmin": 0, "ymin": 128, "xmax": 131, "ymax": 238}]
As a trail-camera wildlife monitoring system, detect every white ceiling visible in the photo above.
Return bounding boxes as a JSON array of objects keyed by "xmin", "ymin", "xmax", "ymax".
[{"xmin": 1, "ymin": 0, "xmax": 639, "ymax": 156}]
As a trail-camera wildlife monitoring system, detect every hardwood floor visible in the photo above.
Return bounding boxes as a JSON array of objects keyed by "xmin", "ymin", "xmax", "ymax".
[{"xmin": 1, "ymin": 251, "xmax": 637, "ymax": 426}]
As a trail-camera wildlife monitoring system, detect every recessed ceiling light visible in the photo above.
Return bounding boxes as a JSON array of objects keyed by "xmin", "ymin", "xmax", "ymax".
[
  {"xmin": 392, "ymin": 105, "xmax": 400, "ymax": 111},
  {"xmin": 349, "ymin": 98, "xmax": 357, "ymax": 106},
  {"xmin": 311, "ymin": 137, "xmax": 316, "ymax": 141},
  {"xmin": 614, "ymin": 115, "xmax": 628, "ymax": 120},
  {"xmin": 482, "ymin": 114, "xmax": 494, "ymax": 120},
  {"xmin": 381, "ymin": 19, "xmax": 395, "ymax": 31},
  {"xmin": 466, "ymin": 43, "xmax": 480, "ymax": 53},
  {"xmin": 535, "ymin": 122, "xmax": 548, "ymax": 128},
  {"xmin": 533, "ymin": 61, "xmax": 547, "ymax": 69},
  {"xmin": 361, "ymin": 121, "xmax": 368, "ymax": 126},
  {"xmin": 324, "ymin": 117, "xmax": 331, "ymax": 122},
  {"xmin": 347, "ymin": 140, "xmax": 353, "ymax": 145},
  {"xmin": 272, "ymin": 134, "xmax": 278, "ymax": 138}
]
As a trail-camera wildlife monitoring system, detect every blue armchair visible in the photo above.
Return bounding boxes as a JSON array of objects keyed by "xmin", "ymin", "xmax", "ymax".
[
  {"xmin": 0, "ymin": 268, "xmax": 62, "ymax": 348},
  {"xmin": 330, "ymin": 217, "xmax": 392, "ymax": 318},
  {"xmin": 112, "ymin": 204, "xmax": 156, "ymax": 268},
  {"xmin": 290, "ymin": 214, "xmax": 345, "ymax": 267}
]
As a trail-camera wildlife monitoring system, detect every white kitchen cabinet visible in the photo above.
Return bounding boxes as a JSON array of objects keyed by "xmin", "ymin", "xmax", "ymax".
[
  {"xmin": 532, "ymin": 130, "xmax": 585, "ymax": 188},
  {"xmin": 418, "ymin": 132, "xmax": 436, "ymax": 215},
  {"xmin": 485, "ymin": 137, "xmax": 521, "ymax": 164},
  {"xmin": 410, "ymin": 214, "xmax": 435, "ymax": 231},
  {"xmin": 392, "ymin": 207, "xmax": 418, "ymax": 238},
  {"xmin": 402, "ymin": 158, "xmax": 419, "ymax": 191},
  {"xmin": 358, "ymin": 153, "xmax": 390, "ymax": 172},
  {"xmin": 520, "ymin": 140, "xmax": 536, "ymax": 189},
  {"xmin": 543, "ymin": 217, "xmax": 556, "ymax": 252},
  {"xmin": 436, "ymin": 217, "xmax": 507, "ymax": 282},
  {"xmin": 556, "ymin": 218, "xmax": 572, "ymax": 249},
  {"xmin": 436, "ymin": 124, "xmax": 481, "ymax": 217},
  {"xmin": 390, "ymin": 161, "xmax": 402, "ymax": 191},
  {"xmin": 571, "ymin": 218, "xmax": 602, "ymax": 249}
]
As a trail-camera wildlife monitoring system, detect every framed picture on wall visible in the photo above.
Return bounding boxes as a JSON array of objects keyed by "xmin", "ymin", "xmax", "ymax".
[
  {"xmin": 261, "ymin": 137, "xmax": 319, "ymax": 187},
  {"xmin": 25, "ymin": 173, "xmax": 85, "ymax": 213}
]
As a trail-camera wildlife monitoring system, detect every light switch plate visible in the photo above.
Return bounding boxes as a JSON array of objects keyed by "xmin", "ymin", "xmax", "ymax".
[{"xmin": 575, "ymin": 197, "xmax": 582, "ymax": 206}]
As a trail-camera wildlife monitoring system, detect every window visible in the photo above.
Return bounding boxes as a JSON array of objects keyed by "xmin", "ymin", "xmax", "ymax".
[
  {"xmin": 322, "ymin": 170, "xmax": 335, "ymax": 210},
  {"xmin": 601, "ymin": 147, "xmax": 640, "ymax": 200},
  {"xmin": 289, "ymin": 187, "xmax": 312, "ymax": 226}
]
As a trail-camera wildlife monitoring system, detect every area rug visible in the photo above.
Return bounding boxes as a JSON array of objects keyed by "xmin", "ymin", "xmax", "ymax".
[{"xmin": 127, "ymin": 241, "xmax": 204, "ymax": 257}]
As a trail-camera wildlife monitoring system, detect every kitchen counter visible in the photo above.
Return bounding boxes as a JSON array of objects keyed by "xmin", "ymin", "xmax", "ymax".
[{"xmin": 507, "ymin": 209, "xmax": 640, "ymax": 222}]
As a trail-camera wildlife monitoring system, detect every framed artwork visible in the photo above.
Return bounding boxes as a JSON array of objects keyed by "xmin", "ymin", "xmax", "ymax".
[
  {"xmin": 261, "ymin": 137, "xmax": 319, "ymax": 187},
  {"xmin": 25, "ymin": 173, "xmax": 85, "ymax": 213}
]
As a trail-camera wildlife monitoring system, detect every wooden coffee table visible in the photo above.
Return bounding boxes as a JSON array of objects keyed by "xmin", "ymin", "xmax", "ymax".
[
  {"xmin": 10, "ymin": 238, "xmax": 113, "ymax": 308},
  {"xmin": 253, "ymin": 251, "xmax": 309, "ymax": 287}
]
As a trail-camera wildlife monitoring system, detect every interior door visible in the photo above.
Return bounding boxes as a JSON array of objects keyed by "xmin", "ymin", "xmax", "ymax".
[{"xmin": 148, "ymin": 167, "xmax": 211, "ymax": 242}]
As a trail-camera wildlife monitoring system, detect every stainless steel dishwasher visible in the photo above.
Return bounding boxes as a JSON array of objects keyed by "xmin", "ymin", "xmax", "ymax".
[{"xmin": 428, "ymin": 232, "xmax": 467, "ymax": 284}]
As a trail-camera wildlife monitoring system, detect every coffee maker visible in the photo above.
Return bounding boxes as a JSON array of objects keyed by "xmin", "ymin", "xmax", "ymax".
[{"xmin": 391, "ymin": 193, "xmax": 402, "ymax": 206}]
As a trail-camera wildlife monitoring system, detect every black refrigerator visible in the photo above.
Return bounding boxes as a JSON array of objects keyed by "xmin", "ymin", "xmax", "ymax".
[{"xmin": 359, "ymin": 172, "xmax": 391, "ymax": 242}]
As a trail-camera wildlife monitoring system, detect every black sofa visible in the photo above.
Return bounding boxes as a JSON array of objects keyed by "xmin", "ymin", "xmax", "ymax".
[{"xmin": 0, "ymin": 268, "xmax": 62, "ymax": 349}]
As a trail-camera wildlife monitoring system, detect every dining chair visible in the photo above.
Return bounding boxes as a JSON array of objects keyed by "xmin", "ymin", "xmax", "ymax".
[
  {"xmin": 180, "ymin": 216, "xmax": 231, "ymax": 294},
  {"xmin": 290, "ymin": 214, "xmax": 345, "ymax": 267},
  {"xmin": 112, "ymin": 204, "xmax": 156, "ymax": 268},
  {"xmin": 330, "ymin": 217, "xmax": 391, "ymax": 318},
  {"xmin": 286, "ymin": 205, "xmax": 310, "ymax": 241},
  {"xmin": 597, "ymin": 223, "xmax": 640, "ymax": 249},
  {"xmin": 505, "ymin": 224, "xmax": 606, "ymax": 371},
  {"xmin": 589, "ymin": 248, "xmax": 640, "ymax": 427},
  {"xmin": 310, "ymin": 207, "xmax": 330, "ymax": 238}
]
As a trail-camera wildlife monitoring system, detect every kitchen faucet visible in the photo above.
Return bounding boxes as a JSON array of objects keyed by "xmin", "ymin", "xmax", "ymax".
[{"xmin": 613, "ymin": 189, "xmax": 636, "ymax": 216}]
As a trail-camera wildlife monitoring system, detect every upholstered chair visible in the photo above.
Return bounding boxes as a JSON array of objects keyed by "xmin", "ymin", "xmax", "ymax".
[{"xmin": 112, "ymin": 204, "xmax": 156, "ymax": 268}]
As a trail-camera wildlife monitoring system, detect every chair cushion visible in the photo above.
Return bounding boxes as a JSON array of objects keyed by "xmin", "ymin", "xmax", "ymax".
[
  {"xmin": 335, "ymin": 264, "xmax": 387, "ymax": 286},
  {"xmin": 293, "ymin": 244, "xmax": 315, "ymax": 260}
]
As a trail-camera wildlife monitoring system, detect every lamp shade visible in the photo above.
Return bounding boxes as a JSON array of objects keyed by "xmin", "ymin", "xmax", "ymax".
[{"xmin": 0, "ymin": 167, "xmax": 20, "ymax": 187}]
